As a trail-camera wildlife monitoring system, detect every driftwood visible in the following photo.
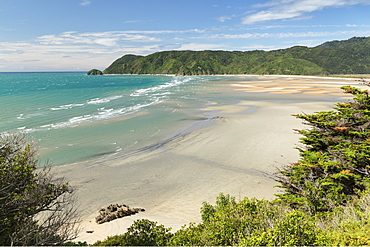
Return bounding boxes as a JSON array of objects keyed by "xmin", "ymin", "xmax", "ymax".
[{"xmin": 95, "ymin": 204, "xmax": 145, "ymax": 224}]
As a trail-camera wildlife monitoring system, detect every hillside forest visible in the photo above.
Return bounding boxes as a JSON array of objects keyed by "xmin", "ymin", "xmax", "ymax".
[{"xmin": 102, "ymin": 37, "xmax": 370, "ymax": 76}]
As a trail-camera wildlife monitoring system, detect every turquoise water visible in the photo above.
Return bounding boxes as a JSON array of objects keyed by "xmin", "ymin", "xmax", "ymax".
[
  {"xmin": 1, "ymin": 72, "xmax": 341, "ymax": 166},
  {"xmin": 0, "ymin": 72, "xmax": 238, "ymax": 165}
]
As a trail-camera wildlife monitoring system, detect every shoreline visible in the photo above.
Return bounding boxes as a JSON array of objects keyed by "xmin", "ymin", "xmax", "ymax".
[
  {"xmin": 55, "ymin": 75, "xmax": 368, "ymax": 244},
  {"xmin": 102, "ymin": 73, "xmax": 370, "ymax": 80}
]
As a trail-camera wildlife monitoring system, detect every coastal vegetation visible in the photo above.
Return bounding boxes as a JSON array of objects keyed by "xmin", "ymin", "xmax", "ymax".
[
  {"xmin": 87, "ymin": 69, "xmax": 103, "ymax": 75},
  {"xmin": 103, "ymin": 36, "xmax": 370, "ymax": 76},
  {"xmin": 92, "ymin": 192, "xmax": 370, "ymax": 246},
  {"xmin": 276, "ymin": 85, "xmax": 370, "ymax": 213},
  {"xmin": 0, "ymin": 133, "xmax": 79, "ymax": 246}
]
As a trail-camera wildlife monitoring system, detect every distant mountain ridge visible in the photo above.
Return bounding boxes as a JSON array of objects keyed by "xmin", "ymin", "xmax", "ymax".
[
  {"xmin": 103, "ymin": 36, "xmax": 370, "ymax": 76},
  {"xmin": 316, "ymin": 36, "xmax": 368, "ymax": 48}
]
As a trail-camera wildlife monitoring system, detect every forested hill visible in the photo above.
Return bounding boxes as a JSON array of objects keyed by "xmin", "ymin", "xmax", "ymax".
[{"xmin": 103, "ymin": 36, "xmax": 370, "ymax": 76}]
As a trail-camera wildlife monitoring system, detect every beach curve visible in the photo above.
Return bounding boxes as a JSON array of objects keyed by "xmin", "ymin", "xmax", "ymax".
[{"xmin": 54, "ymin": 75, "xmax": 367, "ymax": 244}]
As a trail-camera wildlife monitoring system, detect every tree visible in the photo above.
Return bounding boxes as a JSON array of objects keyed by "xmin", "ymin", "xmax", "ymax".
[
  {"xmin": 242, "ymin": 210, "xmax": 322, "ymax": 246},
  {"xmin": 93, "ymin": 219, "xmax": 173, "ymax": 246},
  {"xmin": 169, "ymin": 193, "xmax": 323, "ymax": 246},
  {"xmin": 0, "ymin": 132, "xmax": 79, "ymax": 246},
  {"xmin": 276, "ymin": 85, "xmax": 370, "ymax": 213}
]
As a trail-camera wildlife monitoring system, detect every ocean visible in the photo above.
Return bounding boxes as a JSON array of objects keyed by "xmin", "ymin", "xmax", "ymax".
[
  {"xmin": 2, "ymin": 72, "xmax": 347, "ymax": 166},
  {"xmin": 0, "ymin": 72, "xmax": 251, "ymax": 166}
]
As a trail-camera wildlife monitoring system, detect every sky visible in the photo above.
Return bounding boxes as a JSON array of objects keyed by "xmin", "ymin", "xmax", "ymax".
[{"xmin": 1, "ymin": 0, "xmax": 370, "ymax": 72}]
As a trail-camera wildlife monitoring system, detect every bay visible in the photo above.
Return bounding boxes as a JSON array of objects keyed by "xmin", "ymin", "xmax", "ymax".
[
  {"xmin": 0, "ymin": 72, "xmax": 233, "ymax": 165},
  {"xmin": 1, "ymin": 72, "xmax": 342, "ymax": 166}
]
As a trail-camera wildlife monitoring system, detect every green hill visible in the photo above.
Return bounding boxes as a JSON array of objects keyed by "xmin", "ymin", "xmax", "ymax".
[{"xmin": 103, "ymin": 36, "xmax": 370, "ymax": 76}]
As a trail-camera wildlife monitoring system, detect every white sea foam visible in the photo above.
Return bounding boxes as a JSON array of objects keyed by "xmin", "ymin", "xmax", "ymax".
[
  {"xmin": 20, "ymin": 128, "xmax": 37, "ymax": 134},
  {"xmin": 95, "ymin": 98, "xmax": 162, "ymax": 120},
  {"xmin": 49, "ymin": 95, "xmax": 123, "ymax": 113},
  {"xmin": 130, "ymin": 76, "xmax": 193, "ymax": 97},
  {"xmin": 33, "ymin": 97, "xmax": 163, "ymax": 131},
  {"xmin": 87, "ymin": 95, "xmax": 123, "ymax": 104},
  {"xmin": 152, "ymin": 92, "xmax": 172, "ymax": 96},
  {"xmin": 17, "ymin": 112, "xmax": 45, "ymax": 120},
  {"xmin": 50, "ymin": 103, "xmax": 84, "ymax": 111},
  {"xmin": 10, "ymin": 76, "xmax": 195, "ymax": 137}
]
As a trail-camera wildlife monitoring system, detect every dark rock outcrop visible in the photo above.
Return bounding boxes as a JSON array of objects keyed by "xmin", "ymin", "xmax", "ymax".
[
  {"xmin": 95, "ymin": 204, "xmax": 145, "ymax": 224},
  {"xmin": 87, "ymin": 69, "xmax": 103, "ymax": 75}
]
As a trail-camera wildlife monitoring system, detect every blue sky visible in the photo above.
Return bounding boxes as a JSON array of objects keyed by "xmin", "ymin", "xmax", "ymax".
[{"xmin": 1, "ymin": 0, "xmax": 370, "ymax": 72}]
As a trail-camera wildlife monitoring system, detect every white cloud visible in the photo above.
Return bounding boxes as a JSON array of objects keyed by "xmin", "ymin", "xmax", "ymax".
[
  {"xmin": 242, "ymin": 0, "xmax": 369, "ymax": 24},
  {"xmin": 239, "ymin": 44, "xmax": 280, "ymax": 51},
  {"xmin": 35, "ymin": 31, "xmax": 162, "ymax": 46},
  {"xmin": 218, "ymin": 16, "xmax": 233, "ymax": 22},
  {"xmin": 158, "ymin": 44, "xmax": 182, "ymax": 50},
  {"xmin": 201, "ymin": 30, "xmax": 370, "ymax": 40},
  {"xmin": 1, "ymin": 24, "xmax": 369, "ymax": 71},
  {"xmin": 243, "ymin": 10, "xmax": 300, "ymax": 24},
  {"xmin": 0, "ymin": 26, "xmax": 15, "ymax": 31},
  {"xmin": 0, "ymin": 29, "xmax": 182, "ymax": 71},
  {"xmin": 121, "ymin": 29, "xmax": 205, "ymax": 34},
  {"xmin": 123, "ymin": 20, "xmax": 147, "ymax": 24},
  {"xmin": 93, "ymin": 38, "xmax": 119, "ymax": 47},
  {"xmin": 80, "ymin": 0, "xmax": 91, "ymax": 6},
  {"xmin": 0, "ymin": 41, "xmax": 153, "ymax": 71},
  {"xmin": 33, "ymin": 30, "xmax": 206, "ymax": 47},
  {"xmin": 0, "ymin": 49, "xmax": 24, "ymax": 54},
  {"xmin": 178, "ymin": 43, "xmax": 227, "ymax": 51}
]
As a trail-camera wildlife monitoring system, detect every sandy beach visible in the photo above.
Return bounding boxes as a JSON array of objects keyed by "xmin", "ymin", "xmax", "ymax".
[{"xmin": 55, "ymin": 75, "xmax": 368, "ymax": 244}]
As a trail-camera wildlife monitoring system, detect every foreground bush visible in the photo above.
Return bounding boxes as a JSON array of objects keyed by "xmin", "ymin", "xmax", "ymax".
[
  {"xmin": 317, "ymin": 191, "xmax": 370, "ymax": 246},
  {"xmin": 242, "ymin": 210, "xmax": 322, "ymax": 246},
  {"xmin": 92, "ymin": 191, "xmax": 370, "ymax": 246},
  {"xmin": 93, "ymin": 219, "xmax": 172, "ymax": 246},
  {"xmin": 276, "ymin": 85, "xmax": 370, "ymax": 213},
  {"xmin": 0, "ymin": 133, "xmax": 79, "ymax": 246},
  {"xmin": 169, "ymin": 193, "xmax": 323, "ymax": 246}
]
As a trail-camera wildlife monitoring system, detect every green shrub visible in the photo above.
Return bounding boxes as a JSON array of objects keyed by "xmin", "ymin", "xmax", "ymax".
[
  {"xmin": 170, "ymin": 193, "xmax": 322, "ymax": 246},
  {"xmin": 324, "ymin": 220, "xmax": 370, "ymax": 246},
  {"xmin": 92, "ymin": 192, "xmax": 370, "ymax": 246},
  {"xmin": 0, "ymin": 133, "xmax": 78, "ymax": 246},
  {"xmin": 93, "ymin": 219, "xmax": 172, "ymax": 246},
  {"xmin": 317, "ymin": 191, "xmax": 370, "ymax": 246},
  {"xmin": 276, "ymin": 85, "xmax": 370, "ymax": 213},
  {"xmin": 168, "ymin": 223, "xmax": 204, "ymax": 246},
  {"xmin": 243, "ymin": 210, "xmax": 323, "ymax": 246}
]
